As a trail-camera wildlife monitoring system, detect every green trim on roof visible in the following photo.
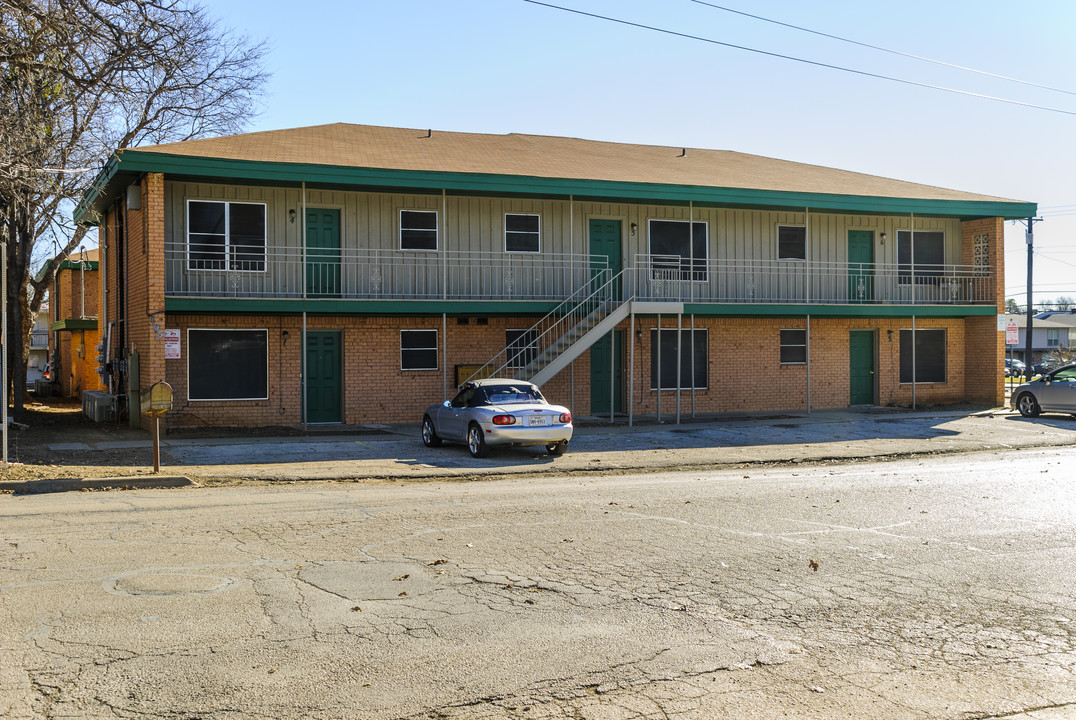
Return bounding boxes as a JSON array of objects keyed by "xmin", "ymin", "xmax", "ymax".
[
  {"xmin": 75, "ymin": 150, "xmax": 1037, "ymax": 225},
  {"xmin": 164, "ymin": 297, "xmax": 996, "ymax": 319},
  {"xmin": 164, "ymin": 298, "xmax": 562, "ymax": 316},
  {"xmin": 681, "ymin": 303, "xmax": 999, "ymax": 318},
  {"xmin": 58, "ymin": 260, "xmax": 98, "ymax": 272},
  {"xmin": 51, "ymin": 318, "xmax": 98, "ymax": 331}
]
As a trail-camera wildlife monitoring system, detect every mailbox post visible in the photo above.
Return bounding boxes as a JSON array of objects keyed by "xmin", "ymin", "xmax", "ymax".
[{"xmin": 139, "ymin": 381, "xmax": 173, "ymax": 473}]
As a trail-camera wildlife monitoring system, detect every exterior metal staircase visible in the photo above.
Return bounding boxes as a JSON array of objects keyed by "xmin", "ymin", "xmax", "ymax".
[{"xmin": 464, "ymin": 270, "xmax": 630, "ymax": 387}]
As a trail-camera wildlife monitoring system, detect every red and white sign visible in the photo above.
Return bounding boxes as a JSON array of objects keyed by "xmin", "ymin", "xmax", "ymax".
[
  {"xmin": 164, "ymin": 329, "xmax": 181, "ymax": 359},
  {"xmin": 1005, "ymin": 321, "xmax": 1019, "ymax": 346}
]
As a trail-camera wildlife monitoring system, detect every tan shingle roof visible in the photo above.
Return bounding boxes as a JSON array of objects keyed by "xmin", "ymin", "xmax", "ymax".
[{"xmin": 128, "ymin": 122, "xmax": 1021, "ymax": 204}]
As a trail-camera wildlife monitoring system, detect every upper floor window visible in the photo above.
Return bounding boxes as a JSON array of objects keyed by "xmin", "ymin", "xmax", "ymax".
[
  {"xmin": 505, "ymin": 214, "xmax": 540, "ymax": 253},
  {"xmin": 400, "ymin": 210, "xmax": 438, "ymax": 251},
  {"xmin": 648, "ymin": 219, "xmax": 708, "ymax": 281},
  {"xmin": 187, "ymin": 200, "xmax": 266, "ymax": 272},
  {"xmin": 1047, "ymin": 329, "xmax": 1060, "ymax": 347},
  {"xmin": 897, "ymin": 230, "xmax": 944, "ymax": 284},
  {"xmin": 777, "ymin": 225, "xmax": 806, "ymax": 261}
]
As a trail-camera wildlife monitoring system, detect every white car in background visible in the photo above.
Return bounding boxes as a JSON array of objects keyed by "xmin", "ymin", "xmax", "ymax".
[{"xmin": 422, "ymin": 379, "xmax": 573, "ymax": 458}]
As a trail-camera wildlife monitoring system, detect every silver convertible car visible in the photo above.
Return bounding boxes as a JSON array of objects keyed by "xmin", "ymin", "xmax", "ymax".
[
  {"xmin": 422, "ymin": 379, "xmax": 573, "ymax": 458},
  {"xmin": 1010, "ymin": 363, "xmax": 1076, "ymax": 417}
]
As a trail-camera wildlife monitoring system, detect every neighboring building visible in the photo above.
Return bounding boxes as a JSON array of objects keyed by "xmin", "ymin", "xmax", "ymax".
[
  {"xmin": 73, "ymin": 123, "xmax": 1033, "ymax": 430},
  {"xmin": 44, "ymin": 249, "xmax": 103, "ymax": 399},
  {"xmin": 1003, "ymin": 313, "xmax": 1075, "ymax": 364},
  {"xmin": 26, "ymin": 300, "xmax": 50, "ymax": 390}
]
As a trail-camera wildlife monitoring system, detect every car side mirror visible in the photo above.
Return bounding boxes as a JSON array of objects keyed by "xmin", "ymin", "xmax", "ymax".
[{"xmin": 443, "ymin": 400, "xmax": 451, "ymax": 408}]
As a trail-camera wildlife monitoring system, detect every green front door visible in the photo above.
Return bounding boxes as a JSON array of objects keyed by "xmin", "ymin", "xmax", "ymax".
[
  {"xmin": 849, "ymin": 330, "xmax": 875, "ymax": 405},
  {"xmin": 590, "ymin": 329, "xmax": 624, "ymax": 416},
  {"xmin": 847, "ymin": 230, "xmax": 874, "ymax": 303},
  {"xmin": 306, "ymin": 331, "xmax": 342, "ymax": 423},
  {"xmin": 306, "ymin": 209, "xmax": 341, "ymax": 298},
  {"xmin": 589, "ymin": 219, "xmax": 622, "ymax": 294}
]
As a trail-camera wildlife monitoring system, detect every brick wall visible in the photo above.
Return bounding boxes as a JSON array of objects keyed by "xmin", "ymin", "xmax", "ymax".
[
  {"xmin": 51, "ymin": 263, "xmax": 103, "ymax": 398},
  {"xmin": 959, "ymin": 217, "xmax": 1005, "ymax": 406},
  {"xmin": 157, "ymin": 312, "xmax": 984, "ymax": 429},
  {"xmin": 124, "ymin": 173, "xmax": 168, "ymax": 429}
]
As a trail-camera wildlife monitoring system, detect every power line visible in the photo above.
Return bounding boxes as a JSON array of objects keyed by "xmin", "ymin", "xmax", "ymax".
[
  {"xmin": 689, "ymin": 0, "xmax": 1076, "ymax": 98},
  {"xmin": 522, "ymin": 1, "xmax": 1076, "ymax": 117}
]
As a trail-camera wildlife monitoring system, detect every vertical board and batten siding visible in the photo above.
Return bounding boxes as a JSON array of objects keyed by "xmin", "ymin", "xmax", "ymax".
[{"xmin": 163, "ymin": 181, "xmax": 964, "ymax": 303}]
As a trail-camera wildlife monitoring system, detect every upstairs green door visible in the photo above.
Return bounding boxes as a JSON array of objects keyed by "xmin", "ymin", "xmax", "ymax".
[
  {"xmin": 849, "ymin": 330, "xmax": 875, "ymax": 405},
  {"xmin": 847, "ymin": 230, "xmax": 874, "ymax": 303},
  {"xmin": 306, "ymin": 331, "xmax": 342, "ymax": 423},
  {"xmin": 307, "ymin": 209, "xmax": 341, "ymax": 298},
  {"xmin": 589, "ymin": 219, "xmax": 622, "ymax": 295}
]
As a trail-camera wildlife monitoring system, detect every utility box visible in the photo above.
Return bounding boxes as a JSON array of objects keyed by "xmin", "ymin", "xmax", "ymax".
[{"xmin": 139, "ymin": 381, "xmax": 172, "ymax": 417}]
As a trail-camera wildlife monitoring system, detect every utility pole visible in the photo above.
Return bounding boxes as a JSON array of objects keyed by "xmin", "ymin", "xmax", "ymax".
[{"xmin": 1023, "ymin": 217, "xmax": 1042, "ymax": 376}]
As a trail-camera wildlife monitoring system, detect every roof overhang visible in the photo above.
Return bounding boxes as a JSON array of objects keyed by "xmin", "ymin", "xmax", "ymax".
[
  {"xmin": 76, "ymin": 149, "xmax": 1038, "ymax": 225},
  {"xmin": 51, "ymin": 318, "xmax": 98, "ymax": 332}
]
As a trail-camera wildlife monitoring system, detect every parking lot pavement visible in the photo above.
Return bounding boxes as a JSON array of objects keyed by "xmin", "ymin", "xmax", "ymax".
[{"xmin": 4, "ymin": 404, "xmax": 1073, "ymax": 489}]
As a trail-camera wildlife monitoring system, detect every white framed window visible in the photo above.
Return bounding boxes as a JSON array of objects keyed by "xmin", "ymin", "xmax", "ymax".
[
  {"xmin": 779, "ymin": 329, "xmax": 807, "ymax": 364},
  {"xmin": 1047, "ymin": 329, "xmax": 1060, "ymax": 347},
  {"xmin": 187, "ymin": 200, "xmax": 267, "ymax": 272},
  {"xmin": 400, "ymin": 209, "xmax": 438, "ymax": 251},
  {"xmin": 777, "ymin": 225, "xmax": 807, "ymax": 261},
  {"xmin": 401, "ymin": 329, "xmax": 438, "ymax": 370},
  {"xmin": 506, "ymin": 328, "xmax": 539, "ymax": 369},
  {"xmin": 505, "ymin": 213, "xmax": 540, "ymax": 253},
  {"xmin": 187, "ymin": 328, "xmax": 268, "ymax": 401},
  {"xmin": 647, "ymin": 219, "xmax": 708, "ymax": 281},
  {"xmin": 650, "ymin": 328, "xmax": 708, "ymax": 390}
]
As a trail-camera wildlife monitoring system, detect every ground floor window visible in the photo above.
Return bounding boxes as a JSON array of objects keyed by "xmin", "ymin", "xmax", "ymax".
[
  {"xmin": 506, "ymin": 328, "xmax": 539, "ymax": 369},
  {"xmin": 899, "ymin": 328, "xmax": 946, "ymax": 383},
  {"xmin": 401, "ymin": 329, "xmax": 438, "ymax": 370},
  {"xmin": 188, "ymin": 329, "xmax": 268, "ymax": 401},
  {"xmin": 650, "ymin": 328, "xmax": 707, "ymax": 390},
  {"xmin": 779, "ymin": 329, "xmax": 807, "ymax": 364}
]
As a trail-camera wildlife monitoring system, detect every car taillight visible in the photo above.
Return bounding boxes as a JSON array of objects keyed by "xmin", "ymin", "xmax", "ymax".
[
  {"xmin": 492, "ymin": 415, "xmax": 516, "ymax": 425},
  {"xmin": 559, "ymin": 412, "xmax": 572, "ymax": 424}
]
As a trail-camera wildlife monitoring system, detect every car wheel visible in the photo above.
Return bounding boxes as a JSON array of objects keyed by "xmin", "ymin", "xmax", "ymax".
[
  {"xmin": 546, "ymin": 440, "xmax": 568, "ymax": 456},
  {"xmin": 422, "ymin": 416, "xmax": 442, "ymax": 448},
  {"xmin": 1017, "ymin": 392, "xmax": 1041, "ymax": 418},
  {"xmin": 467, "ymin": 423, "xmax": 489, "ymax": 458}
]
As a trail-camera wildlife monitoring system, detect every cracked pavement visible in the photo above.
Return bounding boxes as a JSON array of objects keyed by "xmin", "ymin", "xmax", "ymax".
[{"xmin": 1, "ymin": 447, "xmax": 1075, "ymax": 718}]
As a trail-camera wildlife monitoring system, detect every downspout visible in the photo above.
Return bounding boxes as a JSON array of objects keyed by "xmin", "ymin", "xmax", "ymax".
[
  {"xmin": 676, "ymin": 312, "xmax": 682, "ymax": 424},
  {"xmin": 570, "ymin": 195, "xmax": 575, "ymax": 413},
  {"xmin": 301, "ymin": 182, "xmax": 307, "ymax": 430},
  {"xmin": 629, "ymin": 311, "xmax": 635, "ymax": 427},
  {"xmin": 806, "ymin": 315, "xmax": 811, "ymax": 413},
  {"xmin": 99, "ymin": 212, "xmax": 108, "ymax": 392},
  {"xmin": 441, "ymin": 189, "xmax": 447, "ymax": 301},
  {"xmin": 911, "ymin": 213, "xmax": 916, "ymax": 411},
  {"xmin": 656, "ymin": 313, "xmax": 662, "ymax": 423},
  {"xmin": 805, "ymin": 208, "xmax": 810, "ymax": 304},
  {"xmin": 442, "ymin": 313, "xmax": 447, "ymax": 401}
]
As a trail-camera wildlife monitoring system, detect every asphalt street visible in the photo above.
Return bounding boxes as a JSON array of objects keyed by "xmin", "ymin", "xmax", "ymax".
[
  {"xmin": 1, "ymin": 448, "xmax": 1074, "ymax": 719},
  {"xmin": 9, "ymin": 405, "xmax": 1074, "ymax": 488}
]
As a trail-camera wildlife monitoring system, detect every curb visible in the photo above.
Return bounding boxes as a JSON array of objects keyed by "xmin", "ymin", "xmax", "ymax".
[{"xmin": 0, "ymin": 476, "xmax": 197, "ymax": 494}]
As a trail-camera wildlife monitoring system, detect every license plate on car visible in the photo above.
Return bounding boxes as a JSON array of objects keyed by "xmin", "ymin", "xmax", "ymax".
[{"xmin": 528, "ymin": 415, "xmax": 550, "ymax": 426}]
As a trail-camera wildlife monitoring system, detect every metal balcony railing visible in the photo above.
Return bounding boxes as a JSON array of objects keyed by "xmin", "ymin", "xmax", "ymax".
[
  {"xmin": 28, "ymin": 331, "xmax": 49, "ymax": 349},
  {"xmin": 165, "ymin": 244, "xmax": 607, "ymax": 301},
  {"xmin": 165, "ymin": 243, "xmax": 995, "ymax": 307},
  {"xmin": 627, "ymin": 256, "xmax": 994, "ymax": 305}
]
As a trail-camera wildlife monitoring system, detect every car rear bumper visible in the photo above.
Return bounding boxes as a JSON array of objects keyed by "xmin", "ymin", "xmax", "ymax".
[{"xmin": 482, "ymin": 424, "xmax": 573, "ymax": 447}]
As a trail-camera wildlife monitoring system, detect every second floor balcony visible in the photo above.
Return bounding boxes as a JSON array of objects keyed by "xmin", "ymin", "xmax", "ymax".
[{"xmin": 164, "ymin": 243, "xmax": 996, "ymax": 307}]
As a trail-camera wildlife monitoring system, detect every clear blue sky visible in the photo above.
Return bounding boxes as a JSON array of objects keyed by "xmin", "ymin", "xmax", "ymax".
[{"xmin": 208, "ymin": 0, "xmax": 1075, "ymax": 307}]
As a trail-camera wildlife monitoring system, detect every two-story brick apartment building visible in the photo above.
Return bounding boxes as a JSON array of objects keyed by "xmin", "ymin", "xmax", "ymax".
[{"xmin": 74, "ymin": 123, "xmax": 1034, "ymax": 430}]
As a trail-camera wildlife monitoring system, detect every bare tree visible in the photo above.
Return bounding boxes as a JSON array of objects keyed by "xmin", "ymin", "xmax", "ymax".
[
  {"xmin": 1055, "ymin": 296, "xmax": 1074, "ymax": 311},
  {"xmin": 1, "ymin": 0, "xmax": 267, "ymax": 417}
]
